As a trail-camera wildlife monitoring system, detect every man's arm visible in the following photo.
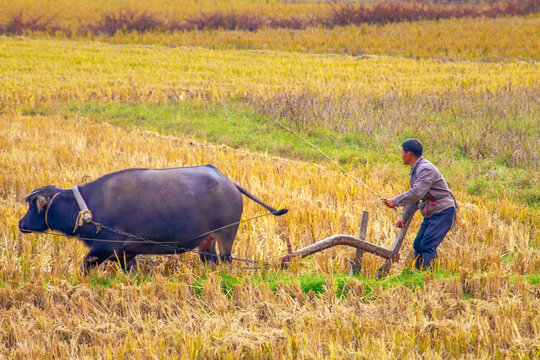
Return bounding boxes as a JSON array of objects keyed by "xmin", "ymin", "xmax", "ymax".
[
  {"xmin": 388, "ymin": 202, "xmax": 417, "ymax": 228},
  {"xmin": 385, "ymin": 167, "xmax": 432, "ymax": 227},
  {"xmin": 393, "ymin": 168, "xmax": 434, "ymax": 206},
  {"xmin": 401, "ymin": 203, "xmax": 418, "ymax": 222}
]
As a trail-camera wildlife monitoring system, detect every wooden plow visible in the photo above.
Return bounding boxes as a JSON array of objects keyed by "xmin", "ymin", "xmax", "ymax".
[{"xmin": 281, "ymin": 209, "xmax": 417, "ymax": 278}]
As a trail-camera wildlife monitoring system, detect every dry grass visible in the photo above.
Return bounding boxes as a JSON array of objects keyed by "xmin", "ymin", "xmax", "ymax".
[
  {"xmin": 1, "ymin": 36, "xmax": 537, "ymax": 172},
  {"xmin": 86, "ymin": 16, "xmax": 540, "ymax": 62},
  {"xmin": 1, "ymin": 4, "xmax": 539, "ymax": 63},
  {"xmin": 1, "ymin": 112, "xmax": 538, "ymax": 358},
  {"xmin": 1, "ymin": 37, "xmax": 538, "ymax": 108},
  {"xmin": 0, "ymin": 0, "xmax": 323, "ymax": 27},
  {"xmin": 0, "ymin": 9, "xmax": 538, "ymax": 357}
]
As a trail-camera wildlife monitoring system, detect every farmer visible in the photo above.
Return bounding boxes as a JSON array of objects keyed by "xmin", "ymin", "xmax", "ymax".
[{"xmin": 384, "ymin": 139, "xmax": 456, "ymax": 270}]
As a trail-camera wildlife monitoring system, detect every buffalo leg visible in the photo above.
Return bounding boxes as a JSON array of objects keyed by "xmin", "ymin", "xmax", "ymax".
[
  {"xmin": 216, "ymin": 233, "xmax": 234, "ymax": 264},
  {"xmin": 198, "ymin": 235, "xmax": 218, "ymax": 267},
  {"xmin": 81, "ymin": 247, "xmax": 114, "ymax": 274},
  {"xmin": 115, "ymin": 252, "xmax": 138, "ymax": 273}
]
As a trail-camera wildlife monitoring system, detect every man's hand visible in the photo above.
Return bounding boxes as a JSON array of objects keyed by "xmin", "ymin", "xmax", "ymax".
[
  {"xmin": 385, "ymin": 198, "xmax": 396, "ymax": 208},
  {"xmin": 395, "ymin": 218, "xmax": 406, "ymax": 228}
]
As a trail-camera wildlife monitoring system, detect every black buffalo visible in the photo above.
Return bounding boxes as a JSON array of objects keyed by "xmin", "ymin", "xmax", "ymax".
[{"xmin": 19, "ymin": 165, "xmax": 287, "ymax": 273}]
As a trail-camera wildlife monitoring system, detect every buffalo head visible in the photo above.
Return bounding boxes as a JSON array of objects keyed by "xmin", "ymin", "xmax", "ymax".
[{"xmin": 19, "ymin": 186, "xmax": 59, "ymax": 233}]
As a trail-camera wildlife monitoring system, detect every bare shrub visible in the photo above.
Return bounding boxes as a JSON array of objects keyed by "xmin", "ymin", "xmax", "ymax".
[
  {"xmin": 267, "ymin": 16, "xmax": 311, "ymax": 30},
  {"xmin": 0, "ymin": 12, "xmax": 61, "ymax": 35},
  {"xmin": 81, "ymin": 10, "xmax": 163, "ymax": 36},
  {"xmin": 170, "ymin": 11, "xmax": 265, "ymax": 32},
  {"xmin": 323, "ymin": 0, "xmax": 540, "ymax": 28},
  {"xmin": 4, "ymin": 0, "xmax": 538, "ymax": 36}
]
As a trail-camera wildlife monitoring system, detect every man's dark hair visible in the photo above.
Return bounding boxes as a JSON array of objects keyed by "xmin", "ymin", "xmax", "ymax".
[{"xmin": 402, "ymin": 138, "xmax": 423, "ymax": 157}]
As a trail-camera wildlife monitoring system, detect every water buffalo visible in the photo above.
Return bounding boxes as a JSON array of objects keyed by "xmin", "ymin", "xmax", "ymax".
[{"xmin": 19, "ymin": 165, "xmax": 287, "ymax": 273}]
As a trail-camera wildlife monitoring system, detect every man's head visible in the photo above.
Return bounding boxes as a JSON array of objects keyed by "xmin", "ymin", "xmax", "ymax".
[{"xmin": 401, "ymin": 138, "xmax": 423, "ymax": 166}]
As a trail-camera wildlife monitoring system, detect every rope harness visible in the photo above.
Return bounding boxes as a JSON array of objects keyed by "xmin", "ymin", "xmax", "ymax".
[
  {"xmin": 44, "ymin": 192, "xmax": 61, "ymax": 230},
  {"xmin": 72, "ymin": 185, "xmax": 93, "ymax": 232},
  {"xmin": 271, "ymin": 118, "xmax": 399, "ymax": 215}
]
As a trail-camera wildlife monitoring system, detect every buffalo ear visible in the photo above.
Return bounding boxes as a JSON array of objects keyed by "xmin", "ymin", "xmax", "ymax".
[
  {"xmin": 36, "ymin": 195, "xmax": 48, "ymax": 213},
  {"xmin": 24, "ymin": 190, "xmax": 39, "ymax": 203}
]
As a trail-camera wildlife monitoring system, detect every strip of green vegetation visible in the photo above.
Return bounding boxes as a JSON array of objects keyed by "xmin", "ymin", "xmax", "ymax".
[
  {"xmin": 92, "ymin": 272, "xmax": 153, "ymax": 288},
  {"xmin": 191, "ymin": 273, "xmax": 243, "ymax": 299},
  {"xmin": 22, "ymin": 101, "xmax": 539, "ymax": 210},
  {"xmin": 63, "ymin": 272, "xmax": 153, "ymax": 288},
  {"xmin": 0, "ymin": 281, "xmax": 5, "ymax": 289},
  {"xmin": 56, "ymin": 101, "xmax": 382, "ymax": 164},
  {"xmin": 188, "ymin": 269, "xmax": 540, "ymax": 300},
  {"xmin": 89, "ymin": 273, "xmax": 122, "ymax": 288},
  {"xmin": 526, "ymin": 274, "xmax": 539, "ymax": 285},
  {"xmin": 510, "ymin": 273, "xmax": 540, "ymax": 285},
  {"xmin": 58, "ymin": 268, "xmax": 539, "ymax": 302},
  {"xmin": 191, "ymin": 268, "xmax": 455, "ymax": 300},
  {"xmin": 501, "ymin": 254, "xmax": 514, "ymax": 264}
]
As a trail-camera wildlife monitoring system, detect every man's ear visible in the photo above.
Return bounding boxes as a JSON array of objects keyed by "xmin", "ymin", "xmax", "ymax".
[{"xmin": 36, "ymin": 195, "xmax": 48, "ymax": 213}]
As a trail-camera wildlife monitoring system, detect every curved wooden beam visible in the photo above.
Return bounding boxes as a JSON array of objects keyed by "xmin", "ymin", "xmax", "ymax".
[
  {"xmin": 281, "ymin": 234, "xmax": 393, "ymax": 262},
  {"xmin": 281, "ymin": 209, "xmax": 418, "ymax": 276}
]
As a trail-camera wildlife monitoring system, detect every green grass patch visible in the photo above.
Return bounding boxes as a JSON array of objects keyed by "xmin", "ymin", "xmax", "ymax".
[
  {"xmin": 62, "ymin": 272, "xmax": 153, "ymax": 288},
  {"xmin": 508, "ymin": 273, "xmax": 540, "ymax": 285},
  {"xmin": 219, "ymin": 269, "xmax": 537, "ymax": 299},
  {"xmin": 245, "ymin": 268, "xmax": 455, "ymax": 300},
  {"xmin": 50, "ymin": 268, "xmax": 539, "ymax": 297},
  {"xmin": 191, "ymin": 275, "xmax": 204, "ymax": 298},
  {"xmin": 220, "ymin": 273, "xmax": 242, "ymax": 298},
  {"xmin": 525, "ymin": 273, "xmax": 539, "ymax": 285},
  {"xmin": 53, "ymin": 101, "xmax": 386, "ymax": 165},
  {"xmin": 191, "ymin": 273, "xmax": 245, "ymax": 299},
  {"xmin": 348, "ymin": 267, "xmax": 455, "ymax": 300},
  {"xmin": 501, "ymin": 254, "xmax": 514, "ymax": 264},
  {"xmin": 251, "ymin": 272, "xmax": 328, "ymax": 295},
  {"xmin": 90, "ymin": 273, "xmax": 119, "ymax": 288},
  {"xmin": 511, "ymin": 273, "xmax": 540, "ymax": 286}
]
